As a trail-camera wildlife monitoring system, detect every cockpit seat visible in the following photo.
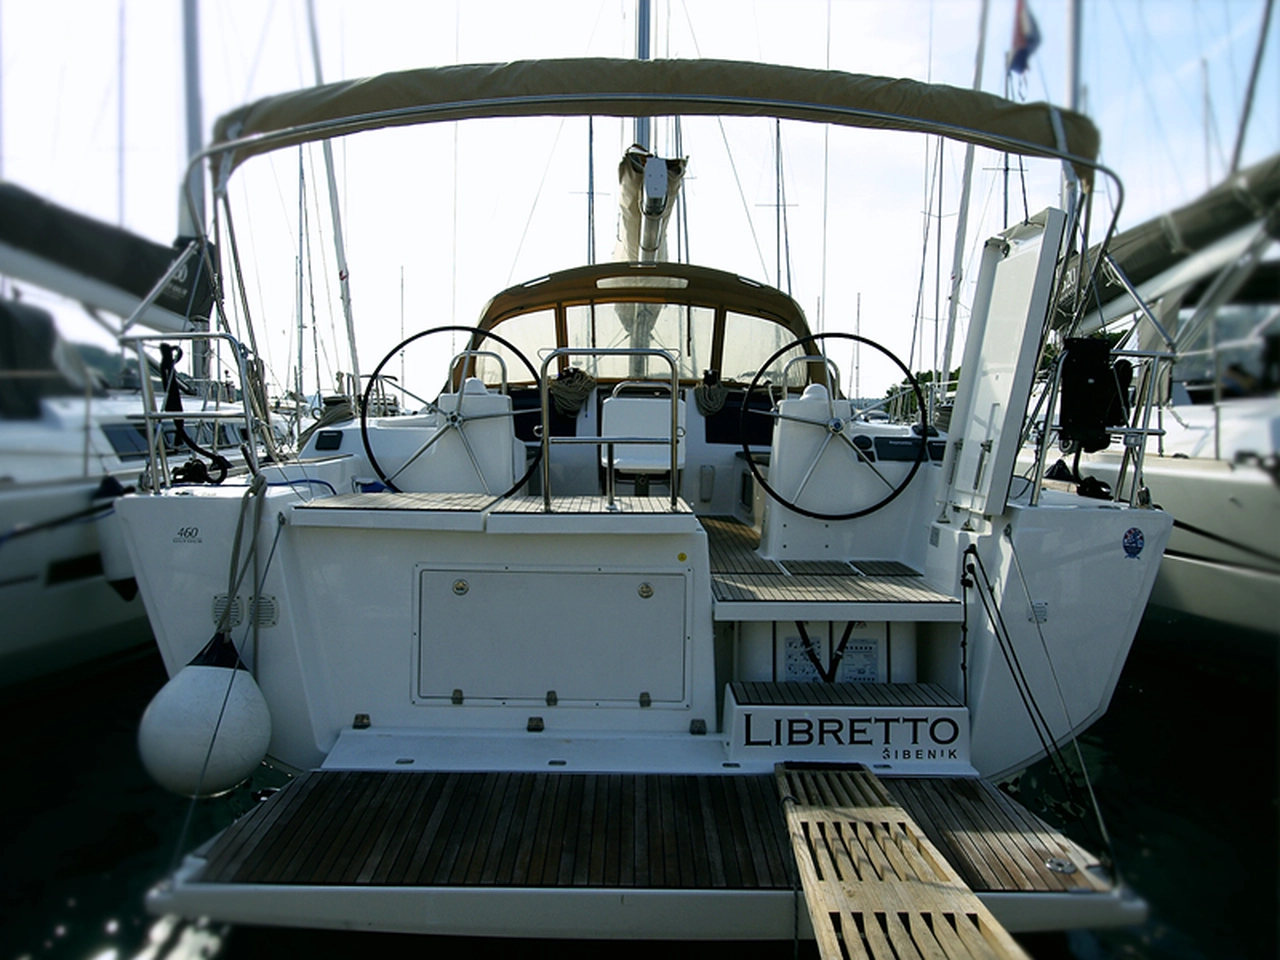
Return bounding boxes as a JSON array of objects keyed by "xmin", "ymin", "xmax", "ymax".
[
  {"xmin": 599, "ymin": 395, "xmax": 687, "ymax": 475},
  {"xmin": 371, "ymin": 377, "xmax": 523, "ymax": 494},
  {"xmin": 768, "ymin": 383, "xmax": 858, "ymax": 512}
]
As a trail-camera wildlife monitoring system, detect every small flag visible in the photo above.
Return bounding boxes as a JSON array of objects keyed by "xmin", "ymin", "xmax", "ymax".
[{"xmin": 1008, "ymin": 0, "xmax": 1041, "ymax": 75}]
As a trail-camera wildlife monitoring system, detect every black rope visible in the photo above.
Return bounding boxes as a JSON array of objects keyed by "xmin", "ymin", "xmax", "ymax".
[
  {"xmin": 1171, "ymin": 517, "xmax": 1280, "ymax": 566},
  {"xmin": 793, "ymin": 620, "xmax": 857, "ymax": 684},
  {"xmin": 0, "ymin": 501, "xmax": 113, "ymax": 548},
  {"xmin": 159, "ymin": 342, "xmax": 231, "ymax": 484},
  {"xmin": 962, "ymin": 546, "xmax": 1077, "ymax": 796}
]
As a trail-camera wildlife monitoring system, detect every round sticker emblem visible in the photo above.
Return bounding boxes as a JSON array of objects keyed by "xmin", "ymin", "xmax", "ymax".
[{"xmin": 1122, "ymin": 527, "xmax": 1144, "ymax": 558}]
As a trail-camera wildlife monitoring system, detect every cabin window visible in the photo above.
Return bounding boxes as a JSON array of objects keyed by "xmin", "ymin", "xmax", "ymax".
[
  {"xmin": 1171, "ymin": 304, "xmax": 1280, "ymax": 401},
  {"xmin": 565, "ymin": 302, "xmax": 713, "ymax": 381},
  {"xmin": 102, "ymin": 421, "xmax": 242, "ymax": 460},
  {"xmin": 476, "ymin": 308, "xmax": 555, "ymax": 386},
  {"xmin": 720, "ymin": 311, "xmax": 807, "ymax": 387}
]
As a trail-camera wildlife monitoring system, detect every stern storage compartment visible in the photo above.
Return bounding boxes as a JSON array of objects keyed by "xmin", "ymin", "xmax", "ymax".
[{"xmin": 416, "ymin": 568, "xmax": 689, "ymax": 704}]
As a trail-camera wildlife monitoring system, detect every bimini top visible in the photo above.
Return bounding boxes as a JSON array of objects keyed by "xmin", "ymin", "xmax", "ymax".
[{"xmin": 208, "ymin": 58, "xmax": 1100, "ymax": 183}]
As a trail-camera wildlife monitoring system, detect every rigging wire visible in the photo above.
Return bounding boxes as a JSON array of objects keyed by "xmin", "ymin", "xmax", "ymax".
[
  {"xmin": 1098, "ymin": 0, "xmax": 1189, "ymax": 198},
  {"xmin": 909, "ymin": 138, "xmax": 944, "ymax": 379},
  {"xmin": 962, "ymin": 546, "xmax": 1078, "ymax": 796},
  {"xmin": 304, "ymin": 146, "xmax": 342, "ymax": 389},
  {"xmin": 1004, "ymin": 529, "xmax": 1122, "ymax": 873},
  {"xmin": 677, "ymin": 0, "xmax": 770, "ymax": 280},
  {"xmin": 505, "ymin": 117, "xmax": 570, "ymax": 288},
  {"xmin": 235, "ymin": 0, "xmax": 278, "ymax": 104}
]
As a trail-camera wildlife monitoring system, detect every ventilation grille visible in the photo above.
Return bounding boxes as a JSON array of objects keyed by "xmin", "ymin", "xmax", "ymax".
[{"xmin": 212, "ymin": 595, "xmax": 279, "ymax": 629}]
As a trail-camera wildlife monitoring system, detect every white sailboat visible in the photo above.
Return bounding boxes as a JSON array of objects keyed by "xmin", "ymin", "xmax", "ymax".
[
  {"xmin": 116, "ymin": 58, "xmax": 1172, "ymax": 941},
  {"xmin": 1056, "ymin": 153, "xmax": 1279, "ymax": 635},
  {"xmin": 0, "ymin": 181, "xmax": 237, "ymax": 686}
]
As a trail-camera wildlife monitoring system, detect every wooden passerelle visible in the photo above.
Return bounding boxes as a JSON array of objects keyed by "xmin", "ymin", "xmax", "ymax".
[{"xmin": 776, "ymin": 765, "xmax": 1029, "ymax": 960}]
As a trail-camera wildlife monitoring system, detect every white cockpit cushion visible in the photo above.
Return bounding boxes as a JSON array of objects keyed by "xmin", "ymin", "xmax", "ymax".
[{"xmin": 599, "ymin": 395, "xmax": 687, "ymax": 473}]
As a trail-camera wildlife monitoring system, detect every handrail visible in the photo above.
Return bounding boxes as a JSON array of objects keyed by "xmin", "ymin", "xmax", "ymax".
[
  {"xmin": 1030, "ymin": 344, "xmax": 1176, "ymax": 508},
  {"xmin": 448, "ymin": 349, "xmax": 509, "ymax": 395},
  {"xmin": 539, "ymin": 347, "xmax": 680, "ymax": 512},
  {"xmin": 118, "ymin": 330, "xmax": 260, "ymax": 489}
]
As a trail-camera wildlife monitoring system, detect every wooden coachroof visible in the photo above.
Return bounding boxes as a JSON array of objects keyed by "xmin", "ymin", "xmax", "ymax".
[
  {"xmin": 468, "ymin": 261, "xmax": 817, "ymax": 387},
  {"xmin": 475, "ymin": 261, "xmax": 811, "ymax": 337}
]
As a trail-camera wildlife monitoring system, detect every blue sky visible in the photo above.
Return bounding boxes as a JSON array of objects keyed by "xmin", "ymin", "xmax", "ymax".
[{"xmin": 1, "ymin": 1, "xmax": 1276, "ymax": 393}]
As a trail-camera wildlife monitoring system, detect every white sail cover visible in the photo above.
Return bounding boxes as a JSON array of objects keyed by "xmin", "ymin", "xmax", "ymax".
[{"xmin": 210, "ymin": 58, "xmax": 1100, "ymax": 182}]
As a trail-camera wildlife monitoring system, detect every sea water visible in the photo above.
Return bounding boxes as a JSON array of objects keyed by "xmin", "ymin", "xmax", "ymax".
[{"xmin": 1, "ymin": 614, "xmax": 1275, "ymax": 960}]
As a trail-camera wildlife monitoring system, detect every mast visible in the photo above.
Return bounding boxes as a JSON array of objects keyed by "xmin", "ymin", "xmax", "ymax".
[
  {"xmin": 938, "ymin": 0, "xmax": 990, "ymax": 405},
  {"xmin": 305, "ymin": 0, "xmax": 361, "ymax": 393},
  {"xmin": 117, "ymin": 0, "xmax": 126, "ymax": 228},
  {"xmin": 296, "ymin": 148, "xmax": 305, "ymax": 433},
  {"xmin": 1230, "ymin": 0, "xmax": 1275, "ymax": 173},
  {"xmin": 179, "ymin": 0, "xmax": 205, "ymax": 236},
  {"xmin": 634, "ymin": 0, "xmax": 651, "ymax": 151},
  {"xmin": 1060, "ymin": 0, "xmax": 1082, "ymax": 212},
  {"xmin": 180, "ymin": 0, "xmax": 211, "ymax": 389}
]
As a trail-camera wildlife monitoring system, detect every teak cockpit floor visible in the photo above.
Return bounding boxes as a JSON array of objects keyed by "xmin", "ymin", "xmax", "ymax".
[
  {"xmin": 294, "ymin": 492, "xmax": 695, "ymax": 515},
  {"xmin": 701, "ymin": 515, "xmax": 958, "ymax": 608},
  {"xmin": 295, "ymin": 491, "xmax": 499, "ymax": 512}
]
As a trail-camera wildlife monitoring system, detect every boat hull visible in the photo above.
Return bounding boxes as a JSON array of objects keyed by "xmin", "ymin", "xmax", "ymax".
[
  {"xmin": 0, "ymin": 477, "xmax": 150, "ymax": 686},
  {"xmin": 1079, "ymin": 452, "xmax": 1280, "ymax": 636}
]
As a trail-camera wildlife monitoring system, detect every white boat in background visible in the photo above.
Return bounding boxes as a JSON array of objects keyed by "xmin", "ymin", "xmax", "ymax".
[
  {"xmin": 1055, "ymin": 154, "xmax": 1280, "ymax": 636},
  {"xmin": 116, "ymin": 58, "xmax": 1174, "ymax": 942},
  {"xmin": 0, "ymin": 183, "xmax": 243, "ymax": 687}
]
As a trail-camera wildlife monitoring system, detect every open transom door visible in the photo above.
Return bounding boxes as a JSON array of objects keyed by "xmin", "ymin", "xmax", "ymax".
[{"xmin": 940, "ymin": 208, "xmax": 1067, "ymax": 518}]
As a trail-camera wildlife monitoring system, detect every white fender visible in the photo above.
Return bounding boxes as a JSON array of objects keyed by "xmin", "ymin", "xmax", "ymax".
[{"xmin": 138, "ymin": 633, "xmax": 272, "ymax": 797}]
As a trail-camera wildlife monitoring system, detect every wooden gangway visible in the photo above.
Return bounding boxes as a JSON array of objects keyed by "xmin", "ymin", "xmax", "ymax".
[{"xmin": 776, "ymin": 765, "xmax": 1030, "ymax": 960}]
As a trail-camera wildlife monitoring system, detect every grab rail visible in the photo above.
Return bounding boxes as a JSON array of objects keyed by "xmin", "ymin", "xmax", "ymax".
[
  {"xmin": 539, "ymin": 347, "xmax": 680, "ymax": 512},
  {"xmin": 1029, "ymin": 345, "xmax": 1176, "ymax": 508},
  {"xmin": 118, "ymin": 330, "xmax": 261, "ymax": 490}
]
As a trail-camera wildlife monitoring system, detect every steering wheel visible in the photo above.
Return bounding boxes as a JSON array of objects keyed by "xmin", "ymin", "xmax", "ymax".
[
  {"xmin": 738, "ymin": 331, "xmax": 928, "ymax": 520},
  {"xmin": 360, "ymin": 325, "xmax": 542, "ymax": 497}
]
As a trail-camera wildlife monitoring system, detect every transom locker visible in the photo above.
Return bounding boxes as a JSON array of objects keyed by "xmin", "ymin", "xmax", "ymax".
[{"xmin": 416, "ymin": 567, "xmax": 690, "ymax": 705}]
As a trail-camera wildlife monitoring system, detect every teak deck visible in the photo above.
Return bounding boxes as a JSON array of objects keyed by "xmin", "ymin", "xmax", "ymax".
[
  {"xmin": 883, "ymin": 777, "xmax": 1108, "ymax": 895},
  {"xmin": 197, "ymin": 770, "xmax": 794, "ymax": 889},
  {"xmin": 701, "ymin": 515, "xmax": 959, "ymax": 608},
  {"xmin": 777, "ymin": 766, "xmax": 1030, "ymax": 960},
  {"xmin": 195, "ymin": 769, "xmax": 1108, "ymax": 907}
]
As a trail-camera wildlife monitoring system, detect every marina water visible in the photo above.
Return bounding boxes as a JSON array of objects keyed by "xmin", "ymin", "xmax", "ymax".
[{"xmin": 2, "ymin": 613, "xmax": 1274, "ymax": 960}]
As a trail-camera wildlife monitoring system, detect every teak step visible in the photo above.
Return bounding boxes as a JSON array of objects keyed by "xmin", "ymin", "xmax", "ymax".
[{"xmin": 775, "ymin": 764, "xmax": 1029, "ymax": 960}]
